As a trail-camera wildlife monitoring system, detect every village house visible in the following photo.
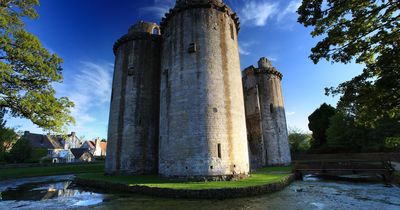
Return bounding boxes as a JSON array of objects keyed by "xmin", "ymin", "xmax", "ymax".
[{"xmin": 81, "ymin": 137, "xmax": 107, "ymax": 157}]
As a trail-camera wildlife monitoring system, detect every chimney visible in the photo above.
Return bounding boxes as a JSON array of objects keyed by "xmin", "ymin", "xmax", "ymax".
[
  {"xmin": 71, "ymin": 132, "xmax": 76, "ymax": 137},
  {"xmin": 24, "ymin": 131, "xmax": 30, "ymax": 136}
]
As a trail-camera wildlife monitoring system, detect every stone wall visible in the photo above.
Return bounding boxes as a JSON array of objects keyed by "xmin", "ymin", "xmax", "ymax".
[
  {"xmin": 242, "ymin": 58, "xmax": 291, "ymax": 167},
  {"xmin": 159, "ymin": 1, "xmax": 249, "ymax": 178},
  {"xmin": 105, "ymin": 22, "xmax": 161, "ymax": 175}
]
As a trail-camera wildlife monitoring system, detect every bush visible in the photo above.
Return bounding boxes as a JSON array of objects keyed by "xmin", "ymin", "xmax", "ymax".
[
  {"xmin": 288, "ymin": 128, "xmax": 311, "ymax": 154},
  {"xmin": 27, "ymin": 148, "xmax": 48, "ymax": 163},
  {"xmin": 8, "ymin": 138, "xmax": 32, "ymax": 163},
  {"xmin": 384, "ymin": 137, "xmax": 400, "ymax": 152}
]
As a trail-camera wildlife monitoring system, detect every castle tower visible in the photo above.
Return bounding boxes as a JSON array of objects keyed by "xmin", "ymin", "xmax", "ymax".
[
  {"xmin": 259, "ymin": 58, "xmax": 291, "ymax": 165},
  {"xmin": 243, "ymin": 58, "xmax": 291, "ymax": 168},
  {"xmin": 105, "ymin": 21, "xmax": 161, "ymax": 175},
  {"xmin": 159, "ymin": 0, "xmax": 249, "ymax": 179}
]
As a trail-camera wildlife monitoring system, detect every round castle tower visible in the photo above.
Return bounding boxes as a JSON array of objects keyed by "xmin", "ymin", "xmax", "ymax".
[
  {"xmin": 159, "ymin": 0, "xmax": 249, "ymax": 179},
  {"xmin": 105, "ymin": 21, "xmax": 161, "ymax": 175},
  {"xmin": 257, "ymin": 58, "xmax": 291, "ymax": 166}
]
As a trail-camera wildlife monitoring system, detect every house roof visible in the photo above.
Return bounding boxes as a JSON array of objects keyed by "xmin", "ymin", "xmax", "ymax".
[
  {"xmin": 24, "ymin": 133, "xmax": 63, "ymax": 149},
  {"xmin": 70, "ymin": 148, "xmax": 89, "ymax": 159}
]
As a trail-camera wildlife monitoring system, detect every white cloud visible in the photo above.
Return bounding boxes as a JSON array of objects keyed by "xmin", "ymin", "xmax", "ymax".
[
  {"xmin": 239, "ymin": 41, "xmax": 257, "ymax": 55},
  {"xmin": 277, "ymin": 0, "xmax": 301, "ymax": 22},
  {"xmin": 286, "ymin": 111, "xmax": 296, "ymax": 116},
  {"xmin": 140, "ymin": 0, "xmax": 175, "ymax": 19},
  {"xmin": 58, "ymin": 62, "xmax": 113, "ymax": 137},
  {"xmin": 240, "ymin": 1, "xmax": 279, "ymax": 27}
]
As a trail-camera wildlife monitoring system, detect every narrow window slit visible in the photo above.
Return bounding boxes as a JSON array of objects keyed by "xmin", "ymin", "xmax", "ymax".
[{"xmin": 217, "ymin": 143, "xmax": 222, "ymax": 158}]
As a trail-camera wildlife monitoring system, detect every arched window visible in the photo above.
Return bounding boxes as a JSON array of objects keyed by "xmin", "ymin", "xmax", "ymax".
[{"xmin": 152, "ymin": 27, "xmax": 160, "ymax": 35}]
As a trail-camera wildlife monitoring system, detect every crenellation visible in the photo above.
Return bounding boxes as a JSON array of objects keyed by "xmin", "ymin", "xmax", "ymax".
[{"xmin": 106, "ymin": 0, "xmax": 291, "ymax": 180}]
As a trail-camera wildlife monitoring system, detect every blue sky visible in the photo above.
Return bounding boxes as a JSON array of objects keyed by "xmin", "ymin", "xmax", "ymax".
[{"xmin": 6, "ymin": 0, "xmax": 363, "ymax": 140}]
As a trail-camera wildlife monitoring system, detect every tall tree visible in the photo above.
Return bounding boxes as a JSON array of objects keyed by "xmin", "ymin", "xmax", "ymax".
[
  {"xmin": 0, "ymin": 0, "xmax": 74, "ymax": 132},
  {"xmin": 308, "ymin": 103, "xmax": 336, "ymax": 149},
  {"xmin": 298, "ymin": 0, "xmax": 400, "ymax": 127}
]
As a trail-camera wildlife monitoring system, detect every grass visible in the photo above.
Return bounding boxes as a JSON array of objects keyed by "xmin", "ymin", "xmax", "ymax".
[
  {"xmin": 0, "ymin": 163, "xmax": 104, "ymax": 180},
  {"xmin": 77, "ymin": 166, "xmax": 293, "ymax": 190}
]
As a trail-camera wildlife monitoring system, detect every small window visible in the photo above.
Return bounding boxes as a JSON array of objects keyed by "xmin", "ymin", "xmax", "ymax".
[
  {"xmin": 270, "ymin": 103, "xmax": 274, "ymax": 113},
  {"xmin": 230, "ymin": 24, "xmax": 235, "ymax": 40},
  {"xmin": 188, "ymin": 43, "xmax": 197, "ymax": 53},
  {"xmin": 152, "ymin": 27, "xmax": 160, "ymax": 35},
  {"xmin": 217, "ymin": 143, "xmax": 222, "ymax": 158}
]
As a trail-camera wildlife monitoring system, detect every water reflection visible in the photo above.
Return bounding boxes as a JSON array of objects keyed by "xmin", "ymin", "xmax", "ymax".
[
  {"xmin": 0, "ymin": 175, "xmax": 105, "ymax": 209},
  {"xmin": 0, "ymin": 175, "xmax": 399, "ymax": 210}
]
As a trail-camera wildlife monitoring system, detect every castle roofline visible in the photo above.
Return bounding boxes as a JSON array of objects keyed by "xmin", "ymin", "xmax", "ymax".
[
  {"xmin": 160, "ymin": 0, "xmax": 240, "ymax": 33},
  {"xmin": 243, "ymin": 58, "xmax": 283, "ymax": 79},
  {"xmin": 113, "ymin": 21, "xmax": 162, "ymax": 55}
]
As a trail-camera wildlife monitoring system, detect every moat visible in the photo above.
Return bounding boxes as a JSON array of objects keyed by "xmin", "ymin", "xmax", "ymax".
[{"xmin": 0, "ymin": 175, "xmax": 399, "ymax": 210}]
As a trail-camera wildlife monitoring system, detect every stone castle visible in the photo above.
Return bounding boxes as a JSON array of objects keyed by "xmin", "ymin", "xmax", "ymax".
[{"xmin": 105, "ymin": 0, "xmax": 291, "ymax": 180}]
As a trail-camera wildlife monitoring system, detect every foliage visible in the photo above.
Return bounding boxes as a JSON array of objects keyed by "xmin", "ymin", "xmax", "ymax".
[
  {"xmin": 0, "ymin": 108, "xmax": 18, "ymax": 162},
  {"xmin": 8, "ymin": 138, "xmax": 32, "ymax": 163},
  {"xmin": 298, "ymin": 0, "xmax": 400, "ymax": 127},
  {"xmin": 27, "ymin": 148, "xmax": 48, "ymax": 163},
  {"xmin": 0, "ymin": 0, "xmax": 74, "ymax": 133},
  {"xmin": 384, "ymin": 137, "xmax": 400, "ymax": 151},
  {"xmin": 288, "ymin": 127, "xmax": 311, "ymax": 154},
  {"xmin": 308, "ymin": 103, "xmax": 336, "ymax": 149}
]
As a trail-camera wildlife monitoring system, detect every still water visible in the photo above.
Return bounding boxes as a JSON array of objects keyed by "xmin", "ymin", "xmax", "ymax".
[{"xmin": 0, "ymin": 175, "xmax": 399, "ymax": 210}]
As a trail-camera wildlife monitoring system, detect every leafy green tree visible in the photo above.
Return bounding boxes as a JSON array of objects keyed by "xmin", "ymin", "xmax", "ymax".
[
  {"xmin": 0, "ymin": 0, "xmax": 74, "ymax": 133},
  {"xmin": 308, "ymin": 103, "xmax": 336, "ymax": 149},
  {"xmin": 8, "ymin": 138, "xmax": 32, "ymax": 163},
  {"xmin": 298, "ymin": 0, "xmax": 400, "ymax": 127},
  {"xmin": 288, "ymin": 127, "xmax": 312, "ymax": 154}
]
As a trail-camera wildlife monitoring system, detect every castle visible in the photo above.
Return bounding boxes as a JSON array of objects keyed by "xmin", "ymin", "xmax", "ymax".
[{"xmin": 105, "ymin": 0, "xmax": 291, "ymax": 180}]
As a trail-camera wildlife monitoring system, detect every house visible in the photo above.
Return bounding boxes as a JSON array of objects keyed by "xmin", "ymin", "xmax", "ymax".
[
  {"xmin": 81, "ymin": 138, "xmax": 107, "ymax": 157},
  {"xmin": 70, "ymin": 148, "xmax": 94, "ymax": 162},
  {"xmin": 48, "ymin": 149, "xmax": 74, "ymax": 163},
  {"xmin": 23, "ymin": 131, "xmax": 82, "ymax": 163}
]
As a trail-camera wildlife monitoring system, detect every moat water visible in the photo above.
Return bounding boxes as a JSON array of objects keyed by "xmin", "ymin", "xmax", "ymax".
[{"xmin": 0, "ymin": 175, "xmax": 399, "ymax": 210}]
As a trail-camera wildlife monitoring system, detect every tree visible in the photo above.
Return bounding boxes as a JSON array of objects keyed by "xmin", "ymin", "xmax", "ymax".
[
  {"xmin": 8, "ymin": 138, "xmax": 32, "ymax": 163},
  {"xmin": 0, "ymin": 0, "xmax": 74, "ymax": 133},
  {"xmin": 298, "ymin": 0, "xmax": 400, "ymax": 127},
  {"xmin": 308, "ymin": 103, "xmax": 336, "ymax": 149},
  {"xmin": 288, "ymin": 127, "xmax": 312, "ymax": 154}
]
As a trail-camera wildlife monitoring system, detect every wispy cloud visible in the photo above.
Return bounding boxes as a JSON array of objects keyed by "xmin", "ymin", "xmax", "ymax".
[
  {"xmin": 240, "ymin": 1, "xmax": 279, "ymax": 27},
  {"xmin": 286, "ymin": 111, "xmax": 296, "ymax": 116},
  {"xmin": 140, "ymin": 0, "xmax": 175, "ymax": 19},
  {"xmin": 277, "ymin": 0, "xmax": 301, "ymax": 22},
  {"xmin": 239, "ymin": 41, "xmax": 257, "ymax": 55},
  {"xmin": 58, "ymin": 62, "xmax": 113, "ymax": 137},
  {"xmin": 238, "ymin": 0, "xmax": 301, "ymax": 27}
]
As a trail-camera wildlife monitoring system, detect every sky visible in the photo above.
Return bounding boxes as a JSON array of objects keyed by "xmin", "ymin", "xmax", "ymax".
[{"xmin": 6, "ymin": 0, "xmax": 363, "ymax": 140}]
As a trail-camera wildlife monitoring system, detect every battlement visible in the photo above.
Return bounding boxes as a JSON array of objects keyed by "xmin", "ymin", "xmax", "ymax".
[
  {"xmin": 113, "ymin": 21, "xmax": 161, "ymax": 55},
  {"xmin": 243, "ymin": 58, "xmax": 283, "ymax": 80},
  {"xmin": 160, "ymin": 0, "xmax": 240, "ymax": 33}
]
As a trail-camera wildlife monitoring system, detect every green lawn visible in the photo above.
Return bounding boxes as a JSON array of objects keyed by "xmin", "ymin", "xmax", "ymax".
[
  {"xmin": 77, "ymin": 166, "xmax": 292, "ymax": 190},
  {"xmin": 0, "ymin": 163, "xmax": 104, "ymax": 180}
]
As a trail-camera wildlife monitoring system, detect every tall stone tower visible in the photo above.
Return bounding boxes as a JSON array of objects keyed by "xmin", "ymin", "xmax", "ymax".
[
  {"xmin": 105, "ymin": 21, "xmax": 162, "ymax": 175},
  {"xmin": 243, "ymin": 58, "xmax": 291, "ymax": 168},
  {"xmin": 159, "ymin": 0, "xmax": 249, "ymax": 179}
]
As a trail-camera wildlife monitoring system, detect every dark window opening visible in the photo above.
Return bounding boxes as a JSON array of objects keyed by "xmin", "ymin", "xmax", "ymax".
[
  {"xmin": 230, "ymin": 24, "xmax": 235, "ymax": 40},
  {"xmin": 210, "ymin": 166, "xmax": 213, "ymax": 169},
  {"xmin": 188, "ymin": 43, "xmax": 197, "ymax": 53},
  {"xmin": 217, "ymin": 143, "xmax": 222, "ymax": 158},
  {"xmin": 270, "ymin": 103, "xmax": 274, "ymax": 113},
  {"xmin": 152, "ymin": 27, "xmax": 160, "ymax": 35}
]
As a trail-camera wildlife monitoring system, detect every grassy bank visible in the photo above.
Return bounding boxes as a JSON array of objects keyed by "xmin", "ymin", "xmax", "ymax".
[
  {"xmin": 77, "ymin": 166, "xmax": 292, "ymax": 190},
  {"xmin": 0, "ymin": 163, "xmax": 104, "ymax": 180}
]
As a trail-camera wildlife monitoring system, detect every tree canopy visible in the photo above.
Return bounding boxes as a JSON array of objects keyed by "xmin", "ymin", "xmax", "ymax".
[
  {"xmin": 0, "ymin": 0, "xmax": 74, "ymax": 133},
  {"xmin": 298, "ymin": 0, "xmax": 400, "ymax": 127},
  {"xmin": 308, "ymin": 103, "xmax": 336, "ymax": 149}
]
